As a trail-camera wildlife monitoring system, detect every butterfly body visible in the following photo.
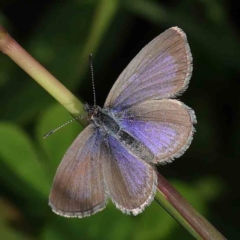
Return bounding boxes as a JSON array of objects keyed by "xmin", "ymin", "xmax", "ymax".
[
  {"xmin": 86, "ymin": 103, "xmax": 155, "ymax": 163},
  {"xmin": 49, "ymin": 27, "xmax": 196, "ymax": 218},
  {"xmin": 86, "ymin": 104, "xmax": 121, "ymax": 136}
]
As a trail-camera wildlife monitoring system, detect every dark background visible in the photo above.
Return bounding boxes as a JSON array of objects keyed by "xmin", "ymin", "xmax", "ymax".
[{"xmin": 0, "ymin": 0, "xmax": 240, "ymax": 239}]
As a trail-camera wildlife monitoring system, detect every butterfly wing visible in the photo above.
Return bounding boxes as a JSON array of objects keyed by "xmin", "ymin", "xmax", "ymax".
[
  {"xmin": 102, "ymin": 134, "xmax": 157, "ymax": 215},
  {"xmin": 49, "ymin": 125, "xmax": 107, "ymax": 217},
  {"xmin": 104, "ymin": 27, "xmax": 192, "ymax": 110},
  {"xmin": 118, "ymin": 99, "xmax": 196, "ymax": 163}
]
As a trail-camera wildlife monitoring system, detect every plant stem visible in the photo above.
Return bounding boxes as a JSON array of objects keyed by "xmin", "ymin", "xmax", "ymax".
[
  {"xmin": 155, "ymin": 172, "xmax": 226, "ymax": 240},
  {"xmin": 0, "ymin": 25, "xmax": 86, "ymax": 126},
  {"xmin": 0, "ymin": 25, "xmax": 226, "ymax": 240}
]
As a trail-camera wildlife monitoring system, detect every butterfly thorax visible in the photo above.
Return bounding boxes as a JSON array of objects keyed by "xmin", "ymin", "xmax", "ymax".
[
  {"xmin": 85, "ymin": 103, "xmax": 154, "ymax": 163},
  {"xmin": 85, "ymin": 103, "xmax": 120, "ymax": 135}
]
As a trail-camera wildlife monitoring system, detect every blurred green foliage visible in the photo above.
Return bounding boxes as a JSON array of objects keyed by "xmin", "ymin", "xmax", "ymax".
[{"xmin": 0, "ymin": 0, "xmax": 239, "ymax": 239}]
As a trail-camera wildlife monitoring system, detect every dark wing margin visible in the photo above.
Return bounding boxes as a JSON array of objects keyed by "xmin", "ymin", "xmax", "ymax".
[
  {"xmin": 104, "ymin": 27, "xmax": 192, "ymax": 109},
  {"xmin": 49, "ymin": 125, "xmax": 107, "ymax": 218}
]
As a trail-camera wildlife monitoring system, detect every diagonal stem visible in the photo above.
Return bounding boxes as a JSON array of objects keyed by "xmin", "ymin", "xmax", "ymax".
[
  {"xmin": 0, "ymin": 25, "xmax": 86, "ymax": 126},
  {"xmin": 0, "ymin": 25, "xmax": 226, "ymax": 240},
  {"xmin": 155, "ymin": 172, "xmax": 226, "ymax": 240}
]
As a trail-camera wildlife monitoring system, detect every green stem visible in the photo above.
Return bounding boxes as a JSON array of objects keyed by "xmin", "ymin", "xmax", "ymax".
[
  {"xmin": 0, "ymin": 25, "xmax": 86, "ymax": 126},
  {"xmin": 0, "ymin": 25, "xmax": 226, "ymax": 240},
  {"xmin": 156, "ymin": 172, "xmax": 226, "ymax": 240}
]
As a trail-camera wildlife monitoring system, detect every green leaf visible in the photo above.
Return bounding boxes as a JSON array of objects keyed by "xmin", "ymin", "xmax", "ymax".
[
  {"xmin": 35, "ymin": 103, "xmax": 83, "ymax": 175},
  {"xmin": 0, "ymin": 225, "xmax": 27, "ymax": 240},
  {"xmin": 0, "ymin": 123, "xmax": 50, "ymax": 196}
]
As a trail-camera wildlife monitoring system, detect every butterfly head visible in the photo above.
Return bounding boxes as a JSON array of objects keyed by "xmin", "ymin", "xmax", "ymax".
[{"xmin": 84, "ymin": 103, "xmax": 101, "ymax": 121}]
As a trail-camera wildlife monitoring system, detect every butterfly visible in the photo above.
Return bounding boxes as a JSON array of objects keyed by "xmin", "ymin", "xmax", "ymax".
[{"xmin": 49, "ymin": 27, "xmax": 196, "ymax": 218}]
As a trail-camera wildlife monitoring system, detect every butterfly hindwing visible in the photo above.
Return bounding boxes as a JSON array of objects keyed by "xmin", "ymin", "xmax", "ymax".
[
  {"xmin": 118, "ymin": 99, "xmax": 196, "ymax": 163},
  {"xmin": 102, "ymin": 135, "xmax": 157, "ymax": 215}
]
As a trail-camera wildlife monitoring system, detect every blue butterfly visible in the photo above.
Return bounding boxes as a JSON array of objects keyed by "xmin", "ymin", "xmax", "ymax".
[{"xmin": 49, "ymin": 27, "xmax": 196, "ymax": 217}]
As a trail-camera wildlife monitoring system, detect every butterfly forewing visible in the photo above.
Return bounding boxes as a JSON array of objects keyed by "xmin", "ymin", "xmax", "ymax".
[
  {"xmin": 104, "ymin": 27, "xmax": 192, "ymax": 109},
  {"xmin": 49, "ymin": 125, "xmax": 107, "ymax": 218}
]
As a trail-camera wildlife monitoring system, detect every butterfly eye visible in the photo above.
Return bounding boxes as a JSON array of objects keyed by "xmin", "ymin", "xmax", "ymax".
[{"xmin": 87, "ymin": 110, "xmax": 94, "ymax": 119}]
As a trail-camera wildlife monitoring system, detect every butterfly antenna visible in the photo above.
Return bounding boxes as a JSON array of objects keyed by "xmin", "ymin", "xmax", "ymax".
[
  {"xmin": 89, "ymin": 54, "xmax": 97, "ymax": 107},
  {"xmin": 43, "ymin": 115, "xmax": 86, "ymax": 138}
]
